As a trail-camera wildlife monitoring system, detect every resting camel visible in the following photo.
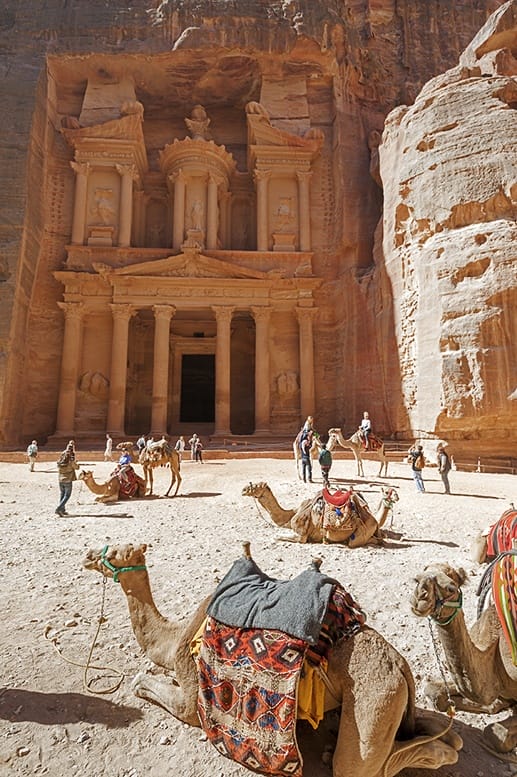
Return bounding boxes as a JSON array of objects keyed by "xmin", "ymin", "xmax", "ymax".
[
  {"xmin": 242, "ymin": 482, "xmax": 398, "ymax": 545},
  {"xmin": 471, "ymin": 505, "xmax": 517, "ymax": 564},
  {"xmin": 138, "ymin": 442, "xmax": 181, "ymax": 497},
  {"xmin": 78, "ymin": 468, "xmax": 146, "ymax": 503},
  {"xmin": 411, "ymin": 562, "xmax": 517, "ymax": 753},
  {"xmin": 328, "ymin": 427, "xmax": 389, "ymax": 477},
  {"xmin": 83, "ymin": 542, "xmax": 461, "ymax": 777}
]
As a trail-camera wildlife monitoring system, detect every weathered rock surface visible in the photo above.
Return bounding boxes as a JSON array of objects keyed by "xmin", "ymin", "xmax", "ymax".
[
  {"xmin": 0, "ymin": 0, "xmax": 513, "ymax": 456},
  {"xmin": 380, "ymin": 0, "xmax": 517, "ymax": 454}
]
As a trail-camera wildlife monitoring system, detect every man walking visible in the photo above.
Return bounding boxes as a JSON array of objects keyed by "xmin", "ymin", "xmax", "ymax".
[
  {"xmin": 27, "ymin": 440, "xmax": 38, "ymax": 472},
  {"xmin": 55, "ymin": 442, "xmax": 79, "ymax": 516},
  {"xmin": 318, "ymin": 443, "xmax": 332, "ymax": 487},
  {"xmin": 407, "ymin": 444, "xmax": 426, "ymax": 493},
  {"xmin": 300, "ymin": 433, "xmax": 313, "ymax": 483}
]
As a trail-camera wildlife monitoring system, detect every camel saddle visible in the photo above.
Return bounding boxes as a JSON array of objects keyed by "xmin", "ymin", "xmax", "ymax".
[
  {"xmin": 322, "ymin": 487, "xmax": 351, "ymax": 508},
  {"xmin": 361, "ymin": 433, "xmax": 382, "ymax": 451},
  {"xmin": 487, "ymin": 509, "xmax": 517, "ymax": 560}
]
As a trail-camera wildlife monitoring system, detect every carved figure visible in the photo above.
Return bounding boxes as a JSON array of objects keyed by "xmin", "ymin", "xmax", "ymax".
[
  {"xmin": 242, "ymin": 481, "xmax": 397, "ymax": 546},
  {"xmin": 91, "ymin": 189, "xmax": 115, "ymax": 225},
  {"xmin": 328, "ymin": 427, "xmax": 389, "ymax": 477},
  {"xmin": 245, "ymin": 101, "xmax": 270, "ymax": 121},
  {"xmin": 78, "ymin": 468, "xmax": 146, "ymax": 503},
  {"xmin": 83, "ymin": 542, "xmax": 462, "ymax": 776},
  {"xmin": 411, "ymin": 562, "xmax": 517, "ymax": 754},
  {"xmin": 138, "ymin": 441, "xmax": 182, "ymax": 497},
  {"xmin": 78, "ymin": 371, "xmax": 109, "ymax": 401},
  {"xmin": 274, "ymin": 197, "xmax": 295, "ymax": 233},
  {"xmin": 185, "ymin": 104, "xmax": 211, "ymax": 140},
  {"xmin": 189, "ymin": 199, "xmax": 204, "ymax": 231}
]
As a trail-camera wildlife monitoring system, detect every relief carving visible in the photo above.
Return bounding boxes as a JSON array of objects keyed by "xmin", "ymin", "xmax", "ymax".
[
  {"xmin": 185, "ymin": 105, "xmax": 211, "ymax": 140},
  {"xmin": 91, "ymin": 188, "xmax": 116, "ymax": 226},
  {"xmin": 79, "ymin": 371, "xmax": 109, "ymax": 401},
  {"xmin": 277, "ymin": 371, "xmax": 298, "ymax": 395}
]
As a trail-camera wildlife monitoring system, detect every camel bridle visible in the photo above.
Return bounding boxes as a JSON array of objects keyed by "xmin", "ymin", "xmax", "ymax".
[
  {"xmin": 100, "ymin": 545, "xmax": 147, "ymax": 583},
  {"xmin": 428, "ymin": 578, "xmax": 463, "ymax": 627}
]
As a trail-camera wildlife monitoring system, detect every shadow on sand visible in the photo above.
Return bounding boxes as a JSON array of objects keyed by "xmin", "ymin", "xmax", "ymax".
[{"xmin": 0, "ymin": 687, "xmax": 143, "ymax": 728}]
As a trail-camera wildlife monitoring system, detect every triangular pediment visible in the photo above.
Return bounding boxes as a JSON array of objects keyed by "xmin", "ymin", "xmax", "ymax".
[{"xmin": 93, "ymin": 250, "xmax": 271, "ymax": 281}]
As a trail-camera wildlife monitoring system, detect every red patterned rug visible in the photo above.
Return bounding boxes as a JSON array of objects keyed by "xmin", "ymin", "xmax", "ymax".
[
  {"xmin": 198, "ymin": 617, "xmax": 307, "ymax": 776},
  {"xmin": 487, "ymin": 509, "xmax": 517, "ymax": 560}
]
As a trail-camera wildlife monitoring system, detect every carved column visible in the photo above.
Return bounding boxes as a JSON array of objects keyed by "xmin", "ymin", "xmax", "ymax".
[
  {"xmin": 296, "ymin": 171, "xmax": 312, "ymax": 251},
  {"xmin": 116, "ymin": 164, "xmax": 137, "ymax": 247},
  {"xmin": 172, "ymin": 170, "xmax": 186, "ymax": 249},
  {"xmin": 107, "ymin": 304, "xmax": 135, "ymax": 434},
  {"xmin": 151, "ymin": 305, "xmax": 175, "ymax": 435},
  {"xmin": 296, "ymin": 307, "xmax": 318, "ymax": 422},
  {"xmin": 219, "ymin": 191, "xmax": 231, "ymax": 248},
  {"xmin": 206, "ymin": 174, "xmax": 219, "ymax": 250},
  {"xmin": 254, "ymin": 170, "xmax": 271, "ymax": 251},
  {"xmin": 251, "ymin": 307, "xmax": 272, "ymax": 434},
  {"xmin": 55, "ymin": 302, "xmax": 84, "ymax": 435},
  {"xmin": 133, "ymin": 188, "xmax": 145, "ymax": 247},
  {"xmin": 212, "ymin": 306, "xmax": 233, "ymax": 436},
  {"xmin": 70, "ymin": 162, "xmax": 89, "ymax": 245}
]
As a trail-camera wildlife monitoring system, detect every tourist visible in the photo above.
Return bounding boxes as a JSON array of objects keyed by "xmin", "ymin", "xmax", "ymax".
[
  {"xmin": 194, "ymin": 436, "xmax": 204, "ymax": 463},
  {"xmin": 437, "ymin": 444, "xmax": 452, "ymax": 495},
  {"xmin": 318, "ymin": 443, "xmax": 332, "ymax": 487},
  {"xmin": 300, "ymin": 415, "xmax": 314, "ymax": 442},
  {"xmin": 26, "ymin": 440, "xmax": 38, "ymax": 472},
  {"xmin": 55, "ymin": 441, "xmax": 79, "ymax": 516},
  {"xmin": 174, "ymin": 436, "xmax": 186, "ymax": 460},
  {"xmin": 407, "ymin": 444, "xmax": 425, "ymax": 493},
  {"xmin": 300, "ymin": 433, "xmax": 313, "ymax": 483},
  {"xmin": 189, "ymin": 433, "xmax": 199, "ymax": 461},
  {"xmin": 136, "ymin": 434, "xmax": 146, "ymax": 454},
  {"xmin": 359, "ymin": 411, "xmax": 372, "ymax": 449},
  {"xmin": 104, "ymin": 433, "xmax": 113, "ymax": 461}
]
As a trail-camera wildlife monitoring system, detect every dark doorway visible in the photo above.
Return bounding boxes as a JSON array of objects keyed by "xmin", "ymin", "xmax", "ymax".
[{"xmin": 180, "ymin": 354, "xmax": 215, "ymax": 422}]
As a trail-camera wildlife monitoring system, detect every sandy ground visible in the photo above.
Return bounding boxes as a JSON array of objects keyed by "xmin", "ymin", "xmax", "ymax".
[{"xmin": 1, "ymin": 452, "xmax": 516, "ymax": 777}]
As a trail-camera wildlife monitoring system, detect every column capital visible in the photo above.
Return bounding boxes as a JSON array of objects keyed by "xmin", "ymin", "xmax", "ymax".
[
  {"xmin": 295, "ymin": 306, "xmax": 318, "ymax": 325},
  {"xmin": 254, "ymin": 169, "xmax": 272, "ymax": 184},
  {"xmin": 110, "ymin": 303, "xmax": 135, "ymax": 321},
  {"xmin": 70, "ymin": 161, "xmax": 90, "ymax": 176},
  {"xmin": 212, "ymin": 306, "xmax": 234, "ymax": 324},
  {"xmin": 296, "ymin": 170, "xmax": 313, "ymax": 184},
  {"xmin": 153, "ymin": 304, "xmax": 176, "ymax": 322},
  {"xmin": 251, "ymin": 306, "xmax": 272, "ymax": 323},
  {"xmin": 170, "ymin": 169, "xmax": 186, "ymax": 185},
  {"xmin": 58, "ymin": 301, "xmax": 85, "ymax": 320},
  {"xmin": 115, "ymin": 163, "xmax": 138, "ymax": 180}
]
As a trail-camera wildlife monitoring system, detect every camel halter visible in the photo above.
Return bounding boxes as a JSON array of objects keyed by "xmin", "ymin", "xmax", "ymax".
[
  {"xmin": 100, "ymin": 545, "xmax": 147, "ymax": 583},
  {"xmin": 430, "ymin": 585, "xmax": 463, "ymax": 627}
]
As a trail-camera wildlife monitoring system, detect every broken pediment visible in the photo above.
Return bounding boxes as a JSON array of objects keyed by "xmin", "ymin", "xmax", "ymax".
[
  {"xmin": 246, "ymin": 101, "xmax": 324, "ymax": 152},
  {"xmin": 93, "ymin": 250, "xmax": 272, "ymax": 280}
]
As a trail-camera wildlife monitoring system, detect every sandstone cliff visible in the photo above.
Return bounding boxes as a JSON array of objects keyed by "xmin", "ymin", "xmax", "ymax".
[
  {"xmin": 0, "ymin": 0, "xmax": 511, "ymax": 455},
  {"xmin": 380, "ymin": 0, "xmax": 517, "ymax": 454}
]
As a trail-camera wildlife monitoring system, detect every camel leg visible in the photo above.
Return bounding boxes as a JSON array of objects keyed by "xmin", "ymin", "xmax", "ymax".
[
  {"xmin": 132, "ymin": 672, "xmax": 200, "ymax": 727},
  {"xmin": 424, "ymin": 679, "xmax": 512, "ymax": 715},
  {"xmin": 146, "ymin": 468, "xmax": 153, "ymax": 496},
  {"xmin": 484, "ymin": 712, "xmax": 517, "ymax": 753}
]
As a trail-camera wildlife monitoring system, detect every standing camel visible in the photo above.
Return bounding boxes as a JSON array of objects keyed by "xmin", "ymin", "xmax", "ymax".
[
  {"xmin": 82, "ymin": 542, "xmax": 461, "ymax": 777},
  {"xmin": 328, "ymin": 427, "xmax": 389, "ymax": 477},
  {"xmin": 139, "ymin": 442, "xmax": 181, "ymax": 497}
]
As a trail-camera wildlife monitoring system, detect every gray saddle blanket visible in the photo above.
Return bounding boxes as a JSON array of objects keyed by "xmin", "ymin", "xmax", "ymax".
[{"xmin": 207, "ymin": 557, "xmax": 338, "ymax": 645}]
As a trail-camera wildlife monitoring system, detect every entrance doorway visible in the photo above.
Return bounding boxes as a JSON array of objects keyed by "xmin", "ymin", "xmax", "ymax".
[{"xmin": 180, "ymin": 354, "xmax": 215, "ymax": 422}]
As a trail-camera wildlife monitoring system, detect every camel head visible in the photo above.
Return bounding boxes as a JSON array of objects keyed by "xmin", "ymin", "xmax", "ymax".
[
  {"xmin": 471, "ymin": 529, "xmax": 489, "ymax": 564},
  {"xmin": 411, "ymin": 563, "xmax": 467, "ymax": 622},
  {"xmin": 78, "ymin": 469, "xmax": 93, "ymax": 481},
  {"xmin": 83, "ymin": 543, "xmax": 148, "ymax": 582},
  {"xmin": 241, "ymin": 481, "xmax": 269, "ymax": 498},
  {"xmin": 381, "ymin": 485, "xmax": 399, "ymax": 505},
  {"xmin": 116, "ymin": 441, "xmax": 135, "ymax": 452}
]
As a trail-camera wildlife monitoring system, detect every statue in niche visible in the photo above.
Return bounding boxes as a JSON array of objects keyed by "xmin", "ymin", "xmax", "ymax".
[
  {"xmin": 274, "ymin": 198, "xmax": 295, "ymax": 233},
  {"xmin": 91, "ymin": 189, "xmax": 116, "ymax": 225},
  {"xmin": 185, "ymin": 105, "xmax": 211, "ymax": 140},
  {"xmin": 79, "ymin": 371, "xmax": 109, "ymax": 401},
  {"xmin": 189, "ymin": 199, "xmax": 204, "ymax": 231},
  {"xmin": 277, "ymin": 371, "xmax": 298, "ymax": 395}
]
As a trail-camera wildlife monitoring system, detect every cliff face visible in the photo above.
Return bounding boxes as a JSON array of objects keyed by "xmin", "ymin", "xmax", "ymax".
[
  {"xmin": 0, "ymin": 0, "xmax": 512, "ymax": 452},
  {"xmin": 380, "ymin": 1, "xmax": 517, "ymax": 453}
]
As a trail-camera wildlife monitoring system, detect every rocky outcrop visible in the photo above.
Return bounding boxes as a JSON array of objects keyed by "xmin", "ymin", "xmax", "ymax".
[
  {"xmin": 380, "ymin": 0, "xmax": 517, "ymax": 453},
  {"xmin": 0, "ymin": 0, "xmax": 511, "ymax": 453}
]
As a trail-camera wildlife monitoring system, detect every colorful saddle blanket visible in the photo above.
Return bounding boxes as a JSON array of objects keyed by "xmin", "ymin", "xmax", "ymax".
[
  {"xmin": 198, "ymin": 559, "xmax": 366, "ymax": 776},
  {"xmin": 112, "ymin": 465, "xmax": 140, "ymax": 498},
  {"xmin": 491, "ymin": 550, "xmax": 517, "ymax": 665},
  {"xmin": 487, "ymin": 509, "xmax": 517, "ymax": 560}
]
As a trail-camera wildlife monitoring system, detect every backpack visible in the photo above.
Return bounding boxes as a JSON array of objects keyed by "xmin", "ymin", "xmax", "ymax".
[{"xmin": 415, "ymin": 453, "xmax": 425, "ymax": 470}]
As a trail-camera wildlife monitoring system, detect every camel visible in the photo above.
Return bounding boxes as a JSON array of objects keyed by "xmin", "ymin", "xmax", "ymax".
[
  {"xmin": 78, "ymin": 468, "xmax": 146, "ymax": 503},
  {"xmin": 328, "ymin": 428, "xmax": 389, "ymax": 477},
  {"xmin": 471, "ymin": 505, "xmax": 517, "ymax": 564},
  {"xmin": 138, "ymin": 442, "xmax": 181, "ymax": 497},
  {"xmin": 82, "ymin": 542, "xmax": 461, "ymax": 777},
  {"xmin": 411, "ymin": 562, "xmax": 517, "ymax": 753},
  {"xmin": 242, "ymin": 482, "xmax": 398, "ymax": 545}
]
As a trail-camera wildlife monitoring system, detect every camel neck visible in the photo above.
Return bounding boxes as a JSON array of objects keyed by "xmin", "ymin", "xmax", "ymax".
[
  {"xmin": 119, "ymin": 570, "xmax": 181, "ymax": 670},
  {"xmin": 436, "ymin": 609, "xmax": 499, "ymax": 697}
]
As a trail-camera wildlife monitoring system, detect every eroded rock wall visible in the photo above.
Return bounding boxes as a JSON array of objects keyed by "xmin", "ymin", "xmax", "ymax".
[
  {"xmin": 0, "ymin": 0, "xmax": 510, "ymax": 449},
  {"xmin": 380, "ymin": 1, "xmax": 517, "ymax": 453}
]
